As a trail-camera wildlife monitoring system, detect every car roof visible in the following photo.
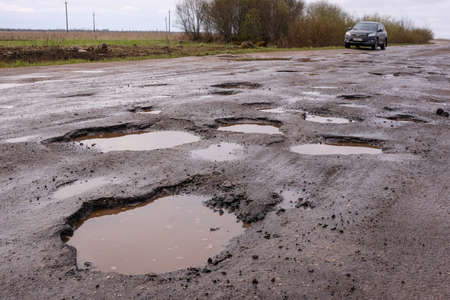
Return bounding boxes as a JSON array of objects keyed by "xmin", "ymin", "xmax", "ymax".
[{"xmin": 358, "ymin": 21, "xmax": 381, "ymax": 24}]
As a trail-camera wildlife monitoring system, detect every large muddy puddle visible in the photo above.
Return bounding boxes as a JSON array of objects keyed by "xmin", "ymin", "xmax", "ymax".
[
  {"xmin": 53, "ymin": 177, "xmax": 113, "ymax": 200},
  {"xmin": 191, "ymin": 142, "xmax": 244, "ymax": 162},
  {"xmin": 66, "ymin": 195, "xmax": 245, "ymax": 274},
  {"xmin": 290, "ymin": 143, "xmax": 382, "ymax": 155},
  {"xmin": 305, "ymin": 114, "xmax": 351, "ymax": 124},
  {"xmin": 76, "ymin": 131, "xmax": 200, "ymax": 152},
  {"xmin": 218, "ymin": 124, "xmax": 282, "ymax": 135}
]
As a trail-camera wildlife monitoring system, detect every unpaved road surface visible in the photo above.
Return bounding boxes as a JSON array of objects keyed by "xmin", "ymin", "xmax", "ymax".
[{"xmin": 1, "ymin": 42, "xmax": 449, "ymax": 299}]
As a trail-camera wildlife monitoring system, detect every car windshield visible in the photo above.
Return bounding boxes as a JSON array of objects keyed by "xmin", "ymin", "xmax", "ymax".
[{"xmin": 353, "ymin": 23, "xmax": 378, "ymax": 31}]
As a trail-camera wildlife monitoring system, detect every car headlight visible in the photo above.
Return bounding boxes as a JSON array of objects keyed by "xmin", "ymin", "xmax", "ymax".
[
  {"xmin": 368, "ymin": 33, "xmax": 376, "ymax": 37},
  {"xmin": 345, "ymin": 32, "xmax": 351, "ymax": 37}
]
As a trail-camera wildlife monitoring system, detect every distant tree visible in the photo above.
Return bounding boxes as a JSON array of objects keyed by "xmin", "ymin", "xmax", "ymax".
[{"xmin": 176, "ymin": 0, "xmax": 205, "ymax": 40}]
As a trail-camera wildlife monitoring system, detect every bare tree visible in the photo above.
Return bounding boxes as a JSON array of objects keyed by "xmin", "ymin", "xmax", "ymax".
[{"xmin": 176, "ymin": 0, "xmax": 205, "ymax": 40}]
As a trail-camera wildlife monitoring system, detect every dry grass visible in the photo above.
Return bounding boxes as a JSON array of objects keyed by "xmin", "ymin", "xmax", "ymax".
[{"xmin": 0, "ymin": 30, "xmax": 185, "ymax": 41}]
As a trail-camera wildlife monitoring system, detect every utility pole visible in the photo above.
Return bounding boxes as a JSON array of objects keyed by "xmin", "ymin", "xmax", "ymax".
[
  {"xmin": 165, "ymin": 17, "xmax": 169, "ymax": 44},
  {"xmin": 168, "ymin": 10, "xmax": 171, "ymax": 33},
  {"xmin": 93, "ymin": 12, "xmax": 96, "ymax": 32},
  {"xmin": 65, "ymin": 1, "xmax": 69, "ymax": 32}
]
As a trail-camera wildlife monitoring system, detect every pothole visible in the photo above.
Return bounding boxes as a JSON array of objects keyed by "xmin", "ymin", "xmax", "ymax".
[
  {"xmin": 75, "ymin": 131, "xmax": 201, "ymax": 152},
  {"xmin": 138, "ymin": 83, "xmax": 169, "ymax": 88},
  {"xmin": 211, "ymin": 82, "xmax": 261, "ymax": 89},
  {"xmin": 53, "ymin": 177, "xmax": 114, "ymax": 200},
  {"xmin": 385, "ymin": 114, "xmax": 427, "ymax": 123},
  {"xmin": 241, "ymin": 102, "xmax": 273, "ymax": 108},
  {"xmin": 276, "ymin": 70, "xmax": 299, "ymax": 73},
  {"xmin": 58, "ymin": 92, "xmax": 96, "ymax": 98},
  {"xmin": 191, "ymin": 142, "xmax": 244, "ymax": 162},
  {"xmin": 296, "ymin": 58, "xmax": 313, "ymax": 62},
  {"xmin": 305, "ymin": 114, "xmax": 352, "ymax": 124},
  {"xmin": 290, "ymin": 143, "xmax": 382, "ymax": 155},
  {"xmin": 64, "ymin": 194, "xmax": 245, "ymax": 275},
  {"xmin": 209, "ymin": 90, "xmax": 240, "ymax": 96},
  {"xmin": 129, "ymin": 106, "xmax": 162, "ymax": 115},
  {"xmin": 218, "ymin": 124, "xmax": 282, "ymax": 135},
  {"xmin": 260, "ymin": 107, "xmax": 288, "ymax": 114},
  {"xmin": 338, "ymin": 94, "xmax": 372, "ymax": 100},
  {"xmin": 339, "ymin": 103, "xmax": 368, "ymax": 108}
]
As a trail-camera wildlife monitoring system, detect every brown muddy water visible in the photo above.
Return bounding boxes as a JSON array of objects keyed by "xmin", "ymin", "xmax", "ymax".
[
  {"xmin": 218, "ymin": 124, "xmax": 282, "ymax": 135},
  {"xmin": 191, "ymin": 142, "xmax": 244, "ymax": 162},
  {"xmin": 75, "ymin": 131, "xmax": 200, "ymax": 152},
  {"xmin": 66, "ymin": 195, "xmax": 245, "ymax": 275},
  {"xmin": 290, "ymin": 143, "xmax": 382, "ymax": 155}
]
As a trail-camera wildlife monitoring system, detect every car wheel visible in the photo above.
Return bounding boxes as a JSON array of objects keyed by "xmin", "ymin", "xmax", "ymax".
[
  {"xmin": 380, "ymin": 41, "xmax": 386, "ymax": 50},
  {"xmin": 372, "ymin": 39, "xmax": 378, "ymax": 50},
  {"xmin": 345, "ymin": 43, "xmax": 350, "ymax": 49}
]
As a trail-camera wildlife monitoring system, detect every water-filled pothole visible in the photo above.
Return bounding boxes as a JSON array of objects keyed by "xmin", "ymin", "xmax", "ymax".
[
  {"xmin": 75, "ymin": 131, "xmax": 200, "ymax": 152},
  {"xmin": 260, "ymin": 107, "xmax": 288, "ymax": 114},
  {"xmin": 210, "ymin": 90, "xmax": 239, "ymax": 96},
  {"xmin": 65, "ymin": 194, "xmax": 245, "ymax": 274},
  {"xmin": 211, "ymin": 82, "xmax": 261, "ymax": 89},
  {"xmin": 191, "ymin": 142, "xmax": 244, "ymax": 162},
  {"xmin": 290, "ymin": 143, "xmax": 382, "ymax": 155},
  {"xmin": 218, "ymin": 124, "xmax": 282, "ymax": 135},
  {"xmin": 305, "ymin": 114, "xmax": 352, "ymax": 124},
  {"xmin": 339, "ymin": 103, "xmax": 368, "ymax": 109},
  {"xmin": 385, "ymin": 114, "xmax": 426, "ymax": 123},
  {"xmin": 338, "ymin": 94, "xmax": 372, "ymax": 100}
]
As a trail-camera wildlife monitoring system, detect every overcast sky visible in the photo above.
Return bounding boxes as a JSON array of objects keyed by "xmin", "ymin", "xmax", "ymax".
[{"xmin": 0, "ymin": 0, "xmax": 449, "ymax": 38}]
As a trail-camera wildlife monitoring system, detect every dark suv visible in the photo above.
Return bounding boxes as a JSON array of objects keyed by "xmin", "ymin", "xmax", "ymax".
[{"xmin": 345, "ymin": 21, "xmax": 388, "ymax": 50}]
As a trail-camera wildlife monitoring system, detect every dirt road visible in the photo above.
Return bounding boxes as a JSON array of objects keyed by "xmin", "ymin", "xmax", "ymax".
[{"xmin": 0, "ymin": 42, "xmax": 449, "ymax": 299}]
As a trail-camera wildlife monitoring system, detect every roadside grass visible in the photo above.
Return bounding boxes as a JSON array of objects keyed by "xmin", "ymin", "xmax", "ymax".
[
  {"xmin": 0, "ymin": 38, "xmax": 432, "ymax": 69},
  {"xmin": 0, "ymin": 39, "xmax": 218, "ymax": 48}
]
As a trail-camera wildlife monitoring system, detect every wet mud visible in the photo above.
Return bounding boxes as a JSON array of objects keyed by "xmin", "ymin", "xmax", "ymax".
[{"xmin": 1, "ymin": 42, "xmax": 449, "ymax": 300}]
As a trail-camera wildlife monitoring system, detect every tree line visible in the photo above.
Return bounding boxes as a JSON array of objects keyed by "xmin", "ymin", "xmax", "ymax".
[{"xmin": 176, "ymin": 0, "xmax": 433, "ymax": 46}]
